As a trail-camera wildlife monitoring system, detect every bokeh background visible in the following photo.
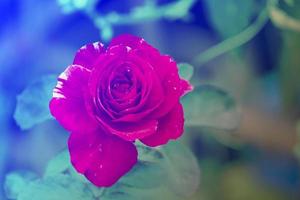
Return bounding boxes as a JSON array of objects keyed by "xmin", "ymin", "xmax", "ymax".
[{"xmin": 1, "ymin": 0, "xmax": 300, "ymax": 199}]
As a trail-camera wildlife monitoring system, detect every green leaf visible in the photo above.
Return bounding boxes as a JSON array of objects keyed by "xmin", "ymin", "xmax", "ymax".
[
  {"xmin": 44, "ymin": 150, "xmax": 71, "ymax": 178},
  {"xmin": 159, "ymin": 141, "xmax": 200, "ymax": 197},
  {"xmin": 204, "ymin": 0, "xmax": 254, "ymax": 38},
  {"xmin": 284, "ymin": 0, "xmax": 295, "ymax": 6},
  {"xmin": 5, "ymin": 142, "xmax": 200, "ymax": 200},
  {"xmin": 14, "ymin": 75, "xmax": 56, "ymax": 130},
  {"xmin": 4, "ymin": 171, "xmax": 37, "ymax": 199},
  {"xmin": 182, "ymin": 85, "xmax": 240, "ymax": 131},
  {"xmin": 18, "ymin": 174, "xmax": 94, "ymax": 200},
  {"xmin": 5, "ymin": 172, "xmax": 94, "ymax": 200},
  {"xmin": 178, "ymin": 63, "xmax": 194, "ymax": 81}
]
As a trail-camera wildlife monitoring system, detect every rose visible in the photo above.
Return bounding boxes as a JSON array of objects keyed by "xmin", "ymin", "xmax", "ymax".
[{"xmin": 49, "ymin": 34, "xmax": 192, "ymax": 187}]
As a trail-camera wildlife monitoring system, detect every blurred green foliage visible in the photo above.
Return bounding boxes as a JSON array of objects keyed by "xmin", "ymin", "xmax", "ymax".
[
  {"xmin": 5, "ymin": 142, "xmax": 200, "ymax": 200},
  {"xmin": 14, "ymin": 75, "xmax": 56, "ymax": 130},
  {"xmin": 57, "ymin": 0, "xmax": 197, "ymax": 41},
  {"xmin": 182, "ymin": 85, "xmax": 239, "ymax": 131},
  {"xmin": 178, "ymin": 63, "xmax": 194, "ymax": 81},
  {"xmin": 220, "ymin": 165, "xmax": 287, "ymax": 200},
  {"xmin": 204, "ymin": 0, "xmax": 255, "ymax": 38}
]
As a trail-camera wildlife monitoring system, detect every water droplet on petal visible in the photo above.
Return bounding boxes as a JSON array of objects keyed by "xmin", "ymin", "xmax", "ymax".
[{"xmin": 98, "ymin": 144, "xmax": 103, "ymax": 152}]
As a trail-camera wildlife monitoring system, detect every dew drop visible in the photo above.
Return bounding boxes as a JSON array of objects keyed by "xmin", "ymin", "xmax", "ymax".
[{"xmin": 98, "ymin": 144, "xmax": 103, "ymax": 152}]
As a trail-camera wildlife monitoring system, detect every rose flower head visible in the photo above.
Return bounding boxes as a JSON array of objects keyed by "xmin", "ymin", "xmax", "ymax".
[{"xmin": 49, "ymin": 34, "xmax": 192, "ymax": 187}]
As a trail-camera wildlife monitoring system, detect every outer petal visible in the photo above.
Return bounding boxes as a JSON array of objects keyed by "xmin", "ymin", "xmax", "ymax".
[
  {"xmin": 140, "ymin": 103, "xmax": 184, "ymax": 147},
  {"xmin": 49, "ymin": 65, "xmax": 98, "ymax": 132},
  {"xmin": 109, "ymin": 34, "xmax": 161, "ymax": 65},
  {"xmin": 180, "ymin": 79, "xmax": 194, "ymax": 96},
  {"xmin": 109, "ymin": 34, "xmax": 146, "ymax": 49},
  {"xmin": 68, "ymin": 128, "xmax": 138, "ymax": 187},
  {"xmin": 149, "ymin": 56, "xmax": 193, "ymax": 119},
  {"xmin": 73, "ymin": 42, "xmax": 105, "ymax": 69}
]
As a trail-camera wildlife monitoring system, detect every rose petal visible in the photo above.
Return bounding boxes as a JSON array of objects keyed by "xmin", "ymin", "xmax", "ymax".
[
  {"xmin": 49, "ymin": 65, "xmax": 98, "ymax": 132},
  {"xmin": 104, "ymin": 61, "xmax": 143, "ymax": 113},
  {"xmin": 110, "ymin": 35, "xmax": 191, "ymax": 118},
  {"xmin": 73, "ymin": 42, "xmax": 105, "ymax": 69},
  {"xmin": 68, "ymin": 128, "xmax": 138, "ymax": 187},
  {"xmin": 109, "ymin": 34, "xmax": 161, "ymax": 64},
  {"xmin": 112, "ymin": 53, "xmax": 164, "ymax": 122},
  {"xmin": 149, "ymin": 57, "xmax": 193, "ymax": 118},
  {"xmin": 85, "ymin": 88, "xmax": 158, "ymax": 141},
  {"xmin": 86, "ymin": 47, "xmax": 161, "ymax": 140},
  {"xmin": 180, "ymin": 79, "xmax": 194, "ymax": 95},
  {"xmin": 113, "ymin": 71, "xmax": 163, "ymax": 122},
  {"xmin": 140, "ymin": 103, "xmax": 184, "ymax": 147},
  {"xmin": 109, "ymin": 34, "xmax": 144, "ymax": 49},
  {"xmin": 111, "ymin": 36, "xmax": 192, "ymax": 118},
  {"xmin": 93, "ymin": 109, "xmax": 159, "ymax": 141}
]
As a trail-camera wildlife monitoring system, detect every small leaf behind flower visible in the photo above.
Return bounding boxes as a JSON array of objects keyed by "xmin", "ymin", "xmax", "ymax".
[
  {"xmin": 178, "ymin": 63, "xmax": 194, "ymax": 81},
  {"xmin": 182, "ymin": 85, "xmax": 240, "ymax": 131},
  {"xmin": 14, "ymin": 75, "xmax": 56, "ymax": 130},
  {"xmin": 5, "ymin": 142, "xmax": 200, "ymax": 200}
]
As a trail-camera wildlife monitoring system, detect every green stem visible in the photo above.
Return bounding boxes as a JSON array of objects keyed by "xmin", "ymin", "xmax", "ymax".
[{"xmin": 193, "ymin": 8, "xmax": 270, "ymax": 66}]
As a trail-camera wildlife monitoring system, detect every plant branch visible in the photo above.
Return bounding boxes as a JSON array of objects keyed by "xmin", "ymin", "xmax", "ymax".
[{"xmin": 193, "ymin": 8, "xmax": 270, "ymax": 66}]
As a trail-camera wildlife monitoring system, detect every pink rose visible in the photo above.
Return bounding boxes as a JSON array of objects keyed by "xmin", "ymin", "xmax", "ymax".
[{"xmin": 49, "ymin": 34, "xmax": 192, "ymax": 187}]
